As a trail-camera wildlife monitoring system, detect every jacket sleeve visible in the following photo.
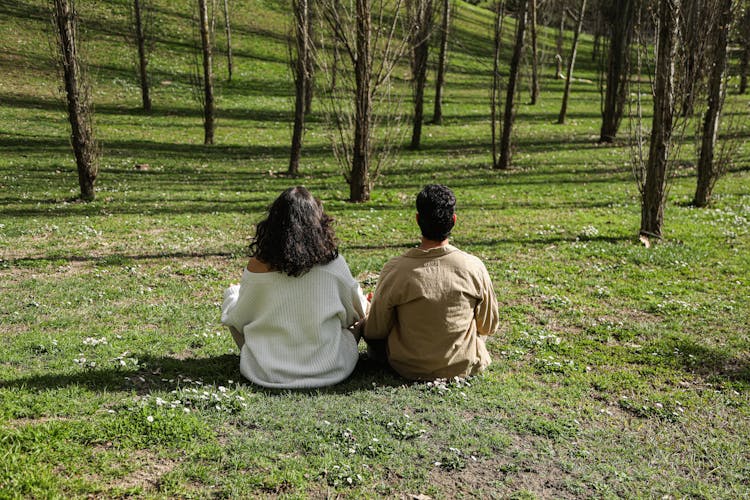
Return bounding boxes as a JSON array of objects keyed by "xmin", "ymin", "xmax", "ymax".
[
  {"xmin": 363, "ymin": 261, "xmax": 397, "ymax": 340},
  {"xmin": 475, "ymin": 264, "xmax": 499, "ymax": 336}
]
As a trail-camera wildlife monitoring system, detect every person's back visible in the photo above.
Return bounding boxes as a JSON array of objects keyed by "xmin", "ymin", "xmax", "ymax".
[
  {"xmin": 221, "ymin": 186, "xmax": 367, "ymax": 389},
  {"xmin": 223, "ymin": 254, "xmax": 366, "ymax": 388},
  {"xmin": 364, "ymin": 185, "xmax": 499, "ymax": 380}
]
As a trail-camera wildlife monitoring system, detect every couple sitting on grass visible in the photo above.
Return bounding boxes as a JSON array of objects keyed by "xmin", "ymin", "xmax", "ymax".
[{"xmin": 221, "ymin": 184, "xmax": 499, "ymax": 389}]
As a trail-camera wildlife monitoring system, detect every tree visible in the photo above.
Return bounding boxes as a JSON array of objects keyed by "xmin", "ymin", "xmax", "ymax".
[
  {"xmin": 496, "ymin": 0, "xmax": 528, "ymax": 170},
  {"xmin": 409, "ymin": 0, "xmax": 436, "ymax": 149},
  {"xmin": 639, "ymin": 0, "xmax": 680, "ymax": 239},
  {"xmin": 289, "ymin": 0, "xmax": 311, "ymax": 176},
  {"xmin": 304, "ymin": 5, "xmax": 315, "ymax": 114},
  {"xmin": 555, "ymin": 0, "xmax": 566, "ymax": 79},
  {"xmin": 222, "ymin": 0, "xmax": 234, "ymax": 81},
  {"xmin": 432, "ymin": 0, "xmax": 451, "ymax": 124},
  {"xmin": 197, "ymin": 0, "xmax": 216, "ymax": 145},
  {"xmin": 490, "ymin": 0, "xmax": 507, "ymax": 169},
  {"xmin": 737, "ymin": 4, "xmax": 750, "ymax": 94},
  {"xmin": 557, "ymin": 0, "xmax": 586, "ymax": 123},
  {"xmin": 599, "ymin": 0, "xmax": 636, "ymax": 143},
  {"xmin": 132, "ymin": 0, "xmax": 151, "ymax": 111},
  {"xmin": 51, "ymin": 0, "xmax": 99, "ymax": 201},
  {"xmin": 318, "ymin": 0, "xmax": 410, "ymax": 202},
  {"xmin": 528, "ymin": 0, "xmax": 539, "ymax": 104},
  {"xmin": 693, "ymin": 0, "xmax": 733, "ymax": 207}
]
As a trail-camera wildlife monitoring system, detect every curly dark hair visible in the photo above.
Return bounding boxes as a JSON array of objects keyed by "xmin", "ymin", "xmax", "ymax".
[
  {"xmin": 249, "ymin": 187, "xmax": 339, "ymax": 277},
  {"xmin": 416, "ymin": 184, "xmax": 456, "ymax": 241}
]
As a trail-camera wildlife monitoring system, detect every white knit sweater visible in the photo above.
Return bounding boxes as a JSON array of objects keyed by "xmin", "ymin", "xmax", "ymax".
[{"xmin": 221, "ymin": 255, "xmax": 368, "ymax": 388}]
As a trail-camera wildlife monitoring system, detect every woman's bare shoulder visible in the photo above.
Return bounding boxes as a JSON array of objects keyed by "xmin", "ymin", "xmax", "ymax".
[{"xmin": 246, "ymin": 257, "xmax": 273, "ymax": 273}]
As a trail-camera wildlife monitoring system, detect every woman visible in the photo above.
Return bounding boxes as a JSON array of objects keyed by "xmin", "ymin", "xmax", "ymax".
[{"xmin": 221, "ymin": 186, "xmax": 368, "ymax": 388}]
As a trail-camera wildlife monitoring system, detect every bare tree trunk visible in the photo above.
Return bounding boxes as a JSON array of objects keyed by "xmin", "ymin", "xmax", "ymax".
[
  {"xmin": 223, "ymin": 0, "xmax": 233, "ymax": 81},
  {"xmin": 496, "ymin": 0, "xmax": 528, "ymax": 170},
  {"xmin": 599, "ymin": 0, "xmax": 635, "ymax": 143},
  {"xmin": 592, "ymin": 4, "xmax": 604, "ymax": 63},
  {"xmin": 52, "ymin": 0, "xmax": 99, "ymax": 201},
  {"xmin": 490, "ymin": 1, "xmax": 506, "ymax": 169},
  {"xmin": 198, "ymin": 0, "xmax": 216, "ymax": 145},
  {"xmin": 693, "ymin": 0, "xmax": 731, "ymax": 207},
  {"xmin": 641, "ymin": 0, "xmax": 680, "ymax": 239},
  {"xmin": 557, "ymin": 0, "xmax": 585, "ymax": 124},
  {"xmin": 351, "ymin": 0, "xmax": 372, "ymax": 202},
  {"xmin": 741, "ymin": 47, "xmax": 749, "ymax": 95},
  {"xmin": 409, "ymin": 0, "xmax": 434, "ymax": 150},
  {"xmin": 739, "ymin": 8, "xmax": 750, "ymax": 95},
  {"xmin": 556, "ymin": 1, "xmax": 565, "ymax": 79},
  {"xmin": 529, "ymin": 0, "xmax": 539, "ymax": 104},
  {"xmin": 432, "ymin": 0, "xmax": 450, "ymax": 124},
  {"xmin": 133, "ymin": 0, "xmax": 151, "ymax": 112},
  {"xmin": 304, "ymin": 5, "xmax": 315, "ymax": 114},
  {"xmin": 289, "ymin": 0, "xmax": 310, "ymax": 176}
]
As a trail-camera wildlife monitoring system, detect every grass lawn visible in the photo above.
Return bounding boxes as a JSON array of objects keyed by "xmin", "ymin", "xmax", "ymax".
[{"xmin": 1, "ymin": 0, "xmax": 748, "ymax": 497}]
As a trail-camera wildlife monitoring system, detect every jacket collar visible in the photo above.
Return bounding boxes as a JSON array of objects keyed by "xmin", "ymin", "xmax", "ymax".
[{"xmin": 404, "ymin": 244, "xmax": 457, "ymax": 258}]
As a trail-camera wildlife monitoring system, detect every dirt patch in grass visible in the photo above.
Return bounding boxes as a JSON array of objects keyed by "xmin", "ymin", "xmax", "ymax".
[
  {"xmin": 426, "ymin": 453, "xmax": 589, "ymax": 499},
  {"xmin": 108, "ymin": 450, "xmax": 181, "ymax": 494}
]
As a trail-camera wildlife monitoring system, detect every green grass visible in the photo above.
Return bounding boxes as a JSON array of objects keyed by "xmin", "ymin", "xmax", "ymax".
[{"xmin": 1, "ymin": 0, "xmax": 749, "ymax": 497}]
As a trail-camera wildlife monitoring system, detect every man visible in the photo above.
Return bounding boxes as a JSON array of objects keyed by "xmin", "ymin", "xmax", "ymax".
[{"xmin": 364, "ymin": 184, "xmax": 499, "ymax": 380}]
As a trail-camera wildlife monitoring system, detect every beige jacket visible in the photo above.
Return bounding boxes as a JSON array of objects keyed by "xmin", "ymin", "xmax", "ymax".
[{"xmin": 364, "ymin": 245, "xmax": 499, "ymax": 380}]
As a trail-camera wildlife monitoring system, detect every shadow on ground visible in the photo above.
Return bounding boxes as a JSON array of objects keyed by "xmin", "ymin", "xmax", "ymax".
[{"xmin": 0, "ymin": 352, "xmax": 408, "ymax": 397}]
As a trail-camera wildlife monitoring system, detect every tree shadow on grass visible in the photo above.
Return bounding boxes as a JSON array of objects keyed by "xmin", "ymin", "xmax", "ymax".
[
  {"xmin": 0, "ymin": 353, "xmax": 407, "ymax": 397},
  {"xmin": 667, "ymin": 337, "xmax": 750, "ymax": 386}
]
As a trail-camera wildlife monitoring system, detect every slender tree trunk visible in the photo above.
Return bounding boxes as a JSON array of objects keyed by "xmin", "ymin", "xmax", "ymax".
[
  {"xmin": 490, "ymin": 1, "xmax": 506, "ymax": 169},
  {"xmin": 432, "ymin": 0, "xmax": 450, "ymax": 124},
  {"xmin": 331, "ymin": 41, "xmax": 339, "ymax": 92},
  {"xmin": 304, "ymin": 5, "xmax": 315, "ymax": 114},
  {"xmin": 556, "ymin": 2, "xmax": 565, "ymax": 79},
  {"xmin": 351, "ymin": 0, "xmax": 372, "ymax": 202},
  {"xmin": 410, "ymin": 0, "xmax": 434, "ymax": 150},
  {"xmin": 529, "ymin": 0, "xmax": 539, "ymax": 104},
  {"xmin": 740, "ymin": 47, "xmax": 749, "ymax": 95},
  {"xmin": 599, "ymin": 0, "xmax": 635, "ymax": 143},
  {"xmin": 592, "ymin": 9, "xmax": 601, "ymax": 62},
  {"xmin": 641, "ymin": 0, "xmax": 680, "ymax": 239},
  {"xmin": 198, "ymin": 0, "xmax": 216, "ymax": 145},
  {"xmin": 289, "ymin": 0, "xmax": 309, "ymax": 176},
  {"xmin": 223, "ymin": 0, "xmax": 233, "ymax": 81},
  {"xmin": 496, "ymin": 0, "xmax": 528, "ymax": 170},
  {"xmin": 52, "ymin": 0, "xmax": 99, "ymax": 201},
  {"xmin": 693, "ymin": 0, "xmax": 731, "ymax": 207},
  {"xmin": 557, "ymin": 0, "xmax": 585, "ymax": 124},
  {"xmin": 740, "ymin": 9, "xmax": 750, "ymax": 95},
  {"xmin": 133, "ymin": 0, "xmax": 151, "ymax": 112}
]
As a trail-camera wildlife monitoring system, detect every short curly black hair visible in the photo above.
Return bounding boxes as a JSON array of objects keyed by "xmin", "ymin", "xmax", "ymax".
[
  {"xmin": 416, "ymin": 184, "xmax": 456, "ymax": 241},
  {"xmin": 249, "ymin": 186, "xmax": 338, "ymax": 277}
]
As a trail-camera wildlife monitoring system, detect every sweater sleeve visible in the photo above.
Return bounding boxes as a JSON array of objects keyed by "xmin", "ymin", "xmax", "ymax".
[
  {"xmin": 221, "ymin": 283, "xmax": 242, "ymax": 331},
  {"xmin": 475, "ymin": 263, "xmax": 499, "ymax": 336},
  {"xmin": 335, "ymin": 256, "xmax": 369, "ymax": 328},
  {"xmin": 346, "ymin": 282, "xmax": 369, "ymax": 327}
]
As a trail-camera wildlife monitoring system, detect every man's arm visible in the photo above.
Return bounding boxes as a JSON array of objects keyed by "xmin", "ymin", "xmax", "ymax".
[{"xmin": 475, "ymin": 264, "xmax": 499, "ymax": 336}]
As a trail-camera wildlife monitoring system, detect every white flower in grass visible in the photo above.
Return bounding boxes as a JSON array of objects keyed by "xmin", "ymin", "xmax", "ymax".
[
  {"xmin": 578, "ymin": 225, "xmax": 599, "ymax": 239},
  {"xmin": 146, "ymin": 415, "xmax": 154, "ymax": 423}
]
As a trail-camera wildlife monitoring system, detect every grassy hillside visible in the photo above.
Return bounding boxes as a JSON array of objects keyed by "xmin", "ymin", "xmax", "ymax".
[{"xmin": 1, "ymin": 0, "xmax": 748, "ymax": 498}]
